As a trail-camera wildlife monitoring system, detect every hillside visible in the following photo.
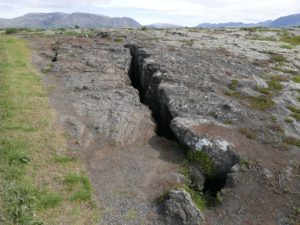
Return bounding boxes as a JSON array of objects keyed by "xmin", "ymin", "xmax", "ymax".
[
  {"xmin": 0, "ymin": 12, "xmax": 141, "ymax": 28},
  {"xmin": 270, "ymin": 13, "xmax": 300, "ymax": 27},
  {"xmin": 197, "ymin": 13, "xmax": 300, "ymax": 28}
]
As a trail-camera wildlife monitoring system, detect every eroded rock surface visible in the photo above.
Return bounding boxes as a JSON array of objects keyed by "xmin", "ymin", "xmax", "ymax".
[
  {"xmin": 164, "ymin": 189, "xmax": 203, "ymax": 225},
  {"xmin": 27, "ymin": 27, "xmax": 300, "ymax": 225}
]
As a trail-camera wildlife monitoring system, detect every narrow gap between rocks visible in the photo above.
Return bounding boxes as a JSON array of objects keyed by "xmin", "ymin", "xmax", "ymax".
[
  {"xmin": 126, "ymin": 44, "xmax": 176, "ymax": 140},
  {"xmin": 125, "ymin": 44, "xmax": 229, "ymax": 205}
]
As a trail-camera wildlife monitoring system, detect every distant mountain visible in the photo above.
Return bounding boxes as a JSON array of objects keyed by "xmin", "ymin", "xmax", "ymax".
[
  {"xmin": 196, "ymin": 13, "xmax": 300, "ymax": 28},
  {"xmin": 146, "ymin": 23, "xmax": 183, "ymax": 29},
  {"xmin": 197, "ymin": 20, "xmax": 272, "ymax": 28},
  {"xmin": 0, "ymin": 12, "xmax": 141, "ymax": 28},
  {"xmin": 270, "ymin": 13, "xmax": 300, "ymax": 27}
]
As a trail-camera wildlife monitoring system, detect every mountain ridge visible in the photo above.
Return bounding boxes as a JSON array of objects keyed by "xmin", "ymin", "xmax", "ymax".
[
  {"xmin": 196, "ymin": 13, "xmax": 300, "ymax": 28},
  {"xmin": 0, "ymin": 12, "xmax": 141, "ymax": 28}
]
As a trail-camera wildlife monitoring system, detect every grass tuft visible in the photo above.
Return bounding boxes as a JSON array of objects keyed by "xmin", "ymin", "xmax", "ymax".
[
  {"xmin": 64, "ymin": 173, "xmax": 92, "ymax": 202},
  {"xmin": 187, "ymin": 150, "xmax": 215, "ymax": 178},
  {"xmin": 249, "ymin": 95, "xmax": 275, "ymax": 111},
  {"xmin": 38, "ymin": 193, "xmax": 64, "ymax": 209},
  {"xmin": 183, "ymin": 185, "xmax": 206, "ymax": 211}
]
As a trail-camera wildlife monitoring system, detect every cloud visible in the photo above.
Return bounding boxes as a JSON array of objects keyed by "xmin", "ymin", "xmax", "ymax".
[{"xmin": 0, "ymin": 0, "xmax": 299, "ymax": 25}]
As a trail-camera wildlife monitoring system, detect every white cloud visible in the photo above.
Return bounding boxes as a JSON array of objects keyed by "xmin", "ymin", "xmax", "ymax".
[{"xmin": 0, "ymin": 0, "xmax": 299, "ymax": 25}]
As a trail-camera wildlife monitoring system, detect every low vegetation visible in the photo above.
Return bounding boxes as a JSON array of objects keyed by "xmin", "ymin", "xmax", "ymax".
[
  {"xmin": 288, "ymin": 106, "xmax": 300, "ymax": 121},
  {"xmin": 0, "ymin": 37, "xmax": 98, "ymax": 225},
  {"xmin": 281, "ymin": 34, "xmax": 300, "ymax": 45},
  {"xmin": 183, "ymin": 185, "xmax": 206, "ymax": 211},
  {"xmin": 5, "ymin": 28, "xmax": 45, "ymax": 35},
  {"xmin": 249, "ymin": 95, "xmax": 275, "ymax": 111},
  {"xmin": 187, "ymin": 150, "xmax": 215, "ymax": 178},
  {"xmin": 283, "ymin": 136, "xmax": 300, "ymax": 147}
]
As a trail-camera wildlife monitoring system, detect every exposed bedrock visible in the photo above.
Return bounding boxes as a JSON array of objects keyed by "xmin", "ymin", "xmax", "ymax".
[
  {"xmin": 164, "ymin": 189, "xmax": 203, "ymax": 225},
  {"xmin": 125, "ymin": 44, "xmax": 240, "ymax": 196},
  {"xmin": 126, "ymin": 44, "xmax": 177, "ymax": 140}
]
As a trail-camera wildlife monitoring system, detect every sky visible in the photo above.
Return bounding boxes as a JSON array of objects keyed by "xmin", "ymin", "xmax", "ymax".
[{"xmin": 0, "ymin": 0, "xmax": 299, "ymax": 26}]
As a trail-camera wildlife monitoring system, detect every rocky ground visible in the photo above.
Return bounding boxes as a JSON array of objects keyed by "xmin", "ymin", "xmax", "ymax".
[{"xmin": 25, "ymin": 27, "xmax": 300, "ymax": 225}]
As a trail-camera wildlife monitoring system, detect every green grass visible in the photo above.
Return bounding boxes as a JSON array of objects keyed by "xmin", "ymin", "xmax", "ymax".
[
  {"xmin": 183, "ymin": 185, "xmax": 206, "ymax": 211},
  {"xmin": 229, "ymin": 79, "xmax": 239, "ymax": 90},
  {"xmin": 280, "ymin": 44, "xmax": 293, "ymax": 49},
  {"xmin": 187, "ymin": 150, "xmax": 215, "ymax": 178},
  {"xmin": 0, "ymin": 36, "xmax": 98, "ymax": 225},
  {"xmin": 281, "ymin": 35, "xmax": 300, "ymax": 45},
  {"xmin": 64, "ymin": 173, "xmax": 92, "ymax": 202},
  {"xmin": 288, "ymin": 106, "xmax": 300, "ymax": 121},
  {"xmin": 292, "ymin": 76, "xmax": 300, "ymax": 83},
  {"xmin": 268, "ymin": 76, "xmax": 283, "ymax": 91},
  {"xmin": 5, "ymin": 28, "xmax": 30, "ymax": 35},
  {"xmin": 113, "ymin": 38, "xmax": 124, "ymax": 43},
  {"xmin": 38, "ymin": 193, "xmax": 64, "ymax": 209},
  {"xmin": 249, "ymin": 95, "xmax": 275, "ymax": 111}
]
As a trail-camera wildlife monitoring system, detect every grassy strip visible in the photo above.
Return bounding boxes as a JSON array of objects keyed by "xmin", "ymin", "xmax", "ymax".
[
  {"xmin": 281, "ymin": 34, "xmax": 300, "ymax": 45},
  {"xmin": 0, "ymin": 37, "xmax": 99, "ymax": 224}
]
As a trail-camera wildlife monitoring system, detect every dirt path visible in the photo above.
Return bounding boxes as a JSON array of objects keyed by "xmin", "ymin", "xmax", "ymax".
[{"xmin": 85, "ymin": 138, "xmax": 183, "ymax": 225}]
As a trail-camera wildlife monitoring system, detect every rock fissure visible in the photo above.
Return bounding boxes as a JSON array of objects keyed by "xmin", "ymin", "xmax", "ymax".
[
  {"xmin": 125, "ymin": 44, "xmax": 235, "ymax": 203},
  {"xmin": 126, "ymin": 44, "xmax": 177, "ymax": 140}
]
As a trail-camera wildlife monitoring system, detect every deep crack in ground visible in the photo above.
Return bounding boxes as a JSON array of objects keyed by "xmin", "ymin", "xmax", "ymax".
[{"xmin": 125, "ymin": 44, "xmax": 230, "ymax": 202}]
